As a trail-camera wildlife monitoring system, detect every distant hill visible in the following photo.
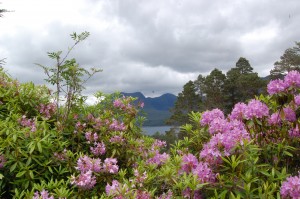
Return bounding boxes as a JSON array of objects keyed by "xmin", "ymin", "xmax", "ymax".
[{"xmin": 121, "ymin": 92, "xmax": 177, "ymax": 126}]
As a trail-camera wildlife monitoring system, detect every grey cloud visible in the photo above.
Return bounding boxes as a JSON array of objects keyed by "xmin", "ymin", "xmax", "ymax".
[{"xmin": 1, "ymin": 0, "xmax": 300, "ymax": 97}]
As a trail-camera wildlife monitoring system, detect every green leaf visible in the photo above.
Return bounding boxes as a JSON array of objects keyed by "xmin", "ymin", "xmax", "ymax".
[
  {"xmin": 29, "ymin": 170, "xmax": 34, "ymax": 179},
  {"xmin": 16, "ymin": 170, "xmax": 26, "ymax": 178},
  {"xmin": 10, "ymin": 162, "xmax": 18, "ymax": 172},
  {"xmin": 37, "ymin": 142, "xmax": 42, "ymax": 153}
]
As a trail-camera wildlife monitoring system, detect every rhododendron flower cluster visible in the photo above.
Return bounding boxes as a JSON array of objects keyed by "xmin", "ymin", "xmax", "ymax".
[
  {"xmin": 200, "ymin": 108, "xmax": 224, "ymax": 125},
  {"xmin": 147, "ymin": 151, "xmax": 169, "ymax": 166},
  {"xmin": 158, "ymin": 190, "xmax": 173, "ymax": 199},
  {"xmin": 33, "ymin": 190, "xmax": 54, "ymax": 199},
  {"xmin": 76, "ymin": 155, "xmax": 102, "ymax": 173},
  {"xmin": 229, "ymin": 100, "xmax": 269, "ymax": 120},
  {"xmin": 268, "ymin": 70, "xmax": 300, "ymax": 95},
  {"xmin": 85, "ymin": 131, "xmax": 99, "ymax": 143},
  {"xmin": 109, "ymin": 119, "xmax": 126, "ymax": 131},
  {"xmin": 146, "ymin": 141, "xmax": 169, "ymax": 166},
  {"xmin": 180, "ymin": 154, "xmax": 215, "ymax": 184},
  {"xmin": 133, "ymin": 169, "xmax": 148, "ymax": 186},
  {"xmin": 280, "ymin": 172, "xmax": 300, "ymax": 199},
  {"xmin": 72, "ymin": 156, "xmax": 119, "ymax": 189},
  {"xmin": 18, "ymin": 115, "xmax": 36, "ymax": 132},
  {"xmin": 90, "ymin": 142, "xmax": 106, "ymax": 156},
  {"xmin": 70, "ymin": 170, "xmax": 97, "ymax": 190},
  {"xmin": 182, "ymin": 188, "xmax": 202, "ymax": 199},
  {"xmin": 109, "ymin": 135, "xmax": 125, "ymax": 143},
  {"xmin": 38, "ymin": 102, "xmax": 56, "ymax": 119},
  {"xmin": 151, "ymin": 140, "xmax": 167, "ymax": 150},
  {"xmin": 53, "ymin": 149, "xmax": 67, "ymax": 161},
  {"xmin": 295, "ymin": 94, "xmax": 300, "ymax": 106},
  {"xmin": 200, "ymin": 114, "xmax": 250, "ymax": 165},
  {"xmin": 268, "ymin": 112, "xmax": 281, "ymax": 125},
  {"xmin": 106, "ymin": 180, "xmax": 121, "ymax": 196},
  {"xmin": 102, "ymin": 158, "xmax": 119, "ymax": 174},
  {"xmin": 244, "ymin": 99, "xmax": 269, "ymax": 120},
  {"xmin": 283, "ymin": 107, "xmax": 296, "ymax": 122},
  {"xmin": 113, "ymin": 96, "xmax": 139, "ymax": 115},
  {"xmin": 180, "ymin": 153, "xmax": 198, "ymax": 173},
  {"xmin": 289, "ymin": 125, "xmax": 300, "ymax": 138}
]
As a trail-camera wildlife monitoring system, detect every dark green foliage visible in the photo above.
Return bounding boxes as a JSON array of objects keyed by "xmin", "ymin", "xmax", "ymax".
[
  {"xmin": 224, "ymin": 57, "xmax": 266, "ymax": 112},
  {"xmin": 169, "ymin": 57, "xmax": 267, "ymax": 124},
  {"xmin": 168, "ymin": 81, "xmax": 202, "ymax": 126},
  {"xmin": 202, "ymin": 68, "xmax": 226, "ymax": 110}
]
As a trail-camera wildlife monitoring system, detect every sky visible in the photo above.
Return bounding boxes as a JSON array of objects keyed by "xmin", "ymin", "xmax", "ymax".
[{"xmin": 0, "ymin": 0, "xmax": 299, "ymax": 98}]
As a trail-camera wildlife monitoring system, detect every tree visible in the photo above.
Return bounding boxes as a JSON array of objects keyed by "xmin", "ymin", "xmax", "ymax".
[
  {"xmin": 235, "ymin": 57, "xmax": 254, "ymax": 74},
  {"xmin": 270, "ymin": 42, "xmax": 300, "ymax": 78},
  {"xmin": 167, "ymin": 81, "xmax": 202, "ymax": 126},
  {"xmin": 224, "ymin": 57, "xmax": 265, "ymax": 112},
  {"xmin": 202, "ymin": 68, "xmax": 226, "ymax": 110},
  {"xmin": 37, "ymin": 32, "xmax": 102, "ymax": 123}
]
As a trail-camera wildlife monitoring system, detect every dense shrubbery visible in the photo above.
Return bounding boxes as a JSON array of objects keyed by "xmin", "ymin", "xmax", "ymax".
[{"xmin": 1, "ymin": 33, "xmax": 300, "ymax": 198}]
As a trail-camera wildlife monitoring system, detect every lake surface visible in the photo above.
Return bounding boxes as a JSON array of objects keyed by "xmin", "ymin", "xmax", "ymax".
[{"xmin": 142, "ymin": 126, "xmax": 173, "ymax": 136}]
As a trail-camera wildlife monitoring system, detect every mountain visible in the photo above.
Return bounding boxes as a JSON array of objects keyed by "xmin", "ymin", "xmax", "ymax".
[{"xmin": 121, "ymin": 92, "xmax": 177, "ymax": 126}]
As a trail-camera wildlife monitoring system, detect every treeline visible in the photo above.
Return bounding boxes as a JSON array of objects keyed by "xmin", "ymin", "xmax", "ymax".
[
  {"xmin": 167, "ymin": 57, "xmax": 267, "ymax": 126},
  {"xmin": 167, "ymin": 41, "xmax": 300, "ymax": 126}
]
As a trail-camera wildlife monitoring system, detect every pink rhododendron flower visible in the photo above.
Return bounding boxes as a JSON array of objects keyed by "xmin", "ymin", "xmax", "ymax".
[
  {"xmin": 244, "ymin": 99, "xmax": 269, "ymax": 119},
  {"xmin": 284, "ymin": 70, "xmax": 300, "ymax": 88},
  {"xmin": 70, "ymin": 170, "xmax": 96, "ymax": 190},
  {"xmin": 283, "ymin": 107, "xmax": 296, "ymax": 122},
  {"xmin": 147, "ymin": 151, "xmax": 169, "ymax": 166},
  {"xmin": 295, "ymin": 94, "xmax": 300, "ymax": 106},
  {"xmin": 158, "ymin": 190, "xmax": 173, "ymax": 199},
  {"xmin": 90, "ymin": 142, "xmax": 106, "ymax": 156},
  {"xmin": 38, "ymin": 103, "xmax": 56, "ymax": 119},
  {"xmin": 208, "ymin": 118, "xmax": 230, "ymax": 134},
  {"xmin": 200, "ymin": 121, "xmax": 250, "ymax": 165},
  {"xmin": 109, "ymin": 119, "xmax": 126, "ymax": 131},
  {"xmin": 200, "ymin": 108, "xmax": 224, "ymax": 126},
  {"xmin": 192, "ymin": 162, "xmax": 216, "ymax": 183},
  {"xmin": 267, "ymin": 79, "xmax": 288, "ymax": 95},
  {"xmin": 289, "ymin": 125, "xmax": 300, "ymax": 138},
  {"xmin": 134, "ymin": 169, "xmax": 147, "ymax": 185},
  {"xmin": 33, "ymin": 189, "xmax": 54, "ymax": 199},
  {"xmin": 109, "ymin": 135, "xmax": 125, "ymax": 143},
  {"xmin": 18, "ymin": 115, "xmax": 36, "ymax": 132},
  {"xmin": 136, "ymin": 190, "xmax": 151, "ymax": 199},
  {"xmin": 151, "ymin": 140, "xmax": 167, "ymax": 151},
  {"xmin": 280, "ymin": 173, "xmax": 300, "ymax": 199},
  {"xmin": 103, "ymin": 158, "xmax": 119, "ymax": 174},
  {"xmin": 106, "ymin": 180, "xmax": 120, "ymax": 196},
  {"xmin": 180, "ymin": 153, "xmax": 198, "ymax": 173},
  {"xmin": 229, "ymin": 102, "xmax": 247, "ymax": 121},
  {"xmin": 76, "ymin": 155, "xmax": 102, "ymax": 173},
  {"xmin": 85, "ymin": 131, "xmax": 99, "ymax": 143},
  {"xmin": 268, "ymin": 112, "xmax": 281, "ymax": 125},
  {"xmin": 182, "ymin": 188, "xmax": 202, "ymax": 199}
]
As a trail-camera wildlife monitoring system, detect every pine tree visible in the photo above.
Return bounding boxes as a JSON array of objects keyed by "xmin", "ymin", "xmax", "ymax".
[
  {"xmin": 167, "ymin": 81, "xmax": 202, "ymax": 126},
  {"xmin": 270, "ymin": 42, "xmax": 300, "ymax": 78}
]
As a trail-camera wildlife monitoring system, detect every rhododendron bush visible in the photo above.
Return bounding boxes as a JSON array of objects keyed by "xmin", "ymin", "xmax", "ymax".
[
  {"xmin": 1, "ymin": 35, "xmax": 300, "ymax": 198},
  {"xmin": 1, "ymin": 69, "xmax": 300, "ymax": 198}
]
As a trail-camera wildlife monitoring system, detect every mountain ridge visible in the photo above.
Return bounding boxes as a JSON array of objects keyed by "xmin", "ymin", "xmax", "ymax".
[{"xmin": 121, "ymin": 92, "xmax": 177, "ymax": 126}]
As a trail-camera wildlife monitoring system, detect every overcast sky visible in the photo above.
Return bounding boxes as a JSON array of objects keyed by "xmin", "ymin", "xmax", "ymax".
[{"xmin": 0, "ymin": 0, "xmax": 299, "ymax": 98}]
